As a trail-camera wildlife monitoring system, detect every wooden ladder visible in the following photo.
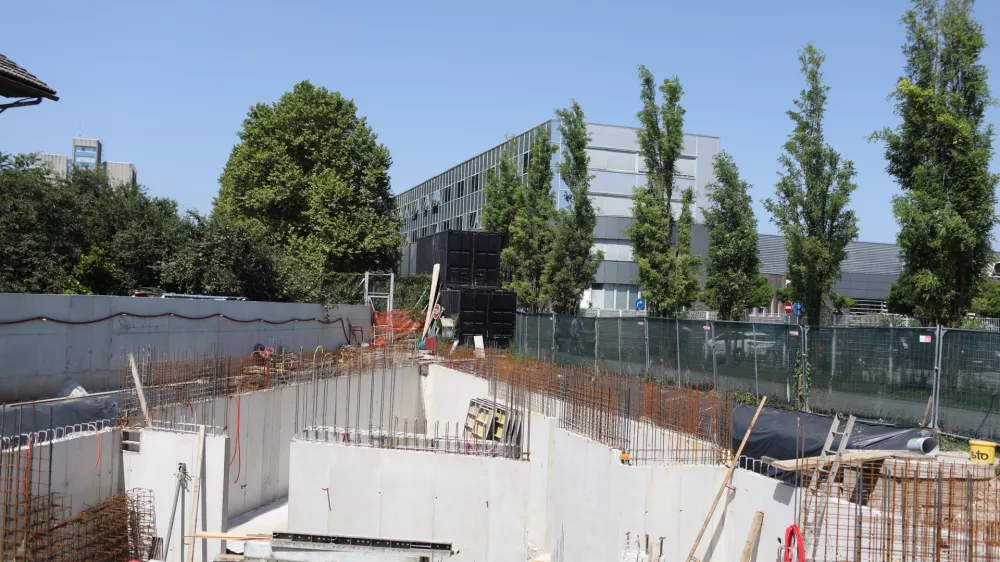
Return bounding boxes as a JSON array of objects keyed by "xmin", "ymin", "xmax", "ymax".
[{"xmin": 803, "ymin": 414, "xmax": 856, "ymax": 560}]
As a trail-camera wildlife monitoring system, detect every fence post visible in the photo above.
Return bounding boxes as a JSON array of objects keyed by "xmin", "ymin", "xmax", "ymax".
[
  {"xmin": 932, "ymin": 325, "xmax": 943, "ymax": 429},
  {"xmin": 710, "ymin": 321, "xmax": 719, "ymax": 390},
  {"xmin": 644, "ymin": 314, "xmax": 650, "ymax": 376},
  {"xmin": 537, "ymin": 314, "xmax": 541, "ymax": 362},
  {"xmin": 752, "ymin": 322, "xmax": 760, "ymax": 399},
  {"xmin": 551, "ymin": 314, "xmax": 556, "ymax": 361},
  {"xmin": 675, "ymin": 319, "xmax": 682, "ymax": 389},
  {"xmin": 802, "ymin": 323, "xmax": 810, "ymax": 412},
  {"xmin": 594, "ymin": 316, "xmax": 600, "ymax": 370},
  {"xmin": 617, "ymin": 316, "xmax": 623, "ymax": 372}
]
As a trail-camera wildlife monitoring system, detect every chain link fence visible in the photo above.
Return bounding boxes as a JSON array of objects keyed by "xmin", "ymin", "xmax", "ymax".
[{"xmin": 514, "ymin": 312, "xmax": 1000, "ymax": 441}]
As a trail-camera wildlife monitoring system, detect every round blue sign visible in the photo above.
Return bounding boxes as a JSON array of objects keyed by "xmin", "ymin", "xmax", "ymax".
[
  {"xmin": 792, "ymin": 302, "xmax": 805, "ymax": 316},
  {"xmin": 635, "ymin": 297, "xmax": 645, "ymax": 310}
]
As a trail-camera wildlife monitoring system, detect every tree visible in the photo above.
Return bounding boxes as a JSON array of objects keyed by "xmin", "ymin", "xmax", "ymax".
[
  {"xmin": 670, "ymin": 187, "xmax": 701, "ymax": 309},
  {"xmin": 506, "ymin": 126, "xmax": 557, "ymax": 312},
  {"xmin": 0, "ymin": 153, "xmax": 85, "ymax": 293},
  {"xmin": 161, "ymin": 213, "xmax": 283, "ymax": 300},
  {"xmin": 627, "ymin": 65, "xmax": 687, "ymax": 316},
  {"xmin": 703, "ymin": 151, "xmax": 768, "ymax": 320},
  {"xmin": 872, "ymin": 0, "xmax": 998, "ymax": 325},
  {"xmin": 763, "ymin": 44, "xmax": 859, "ymax": 325},
  {"xmin": 972, "ymin": 280, "xmax": 1000, "ymax": 318},
  {"xmin": 543, "ymin": 101, "xmax": 604, "ymax": 315},
  {"xmin": 482, "ymin": 140, "xmax": 521, "ymax": 286},
  {"xmin": 216, "ymin": 81, "xmax": 402, "ymax": 303}
]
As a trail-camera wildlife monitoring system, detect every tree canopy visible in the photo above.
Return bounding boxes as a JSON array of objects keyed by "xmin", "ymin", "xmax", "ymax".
[
  {"xmin": 874, "ymin": 0, "xmax": 998, "ymax": 325},
  {"xmin": 764, "ymin": 44, "xmax": 859, "ymax": 325}
]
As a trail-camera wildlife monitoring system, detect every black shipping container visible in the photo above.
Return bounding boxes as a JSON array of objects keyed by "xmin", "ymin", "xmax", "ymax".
[
  {"xmin": 436, "ymin": 287, "xmax": 516, "ymax": 342},
  {"xmin": 415, "ymin": 230, "xmax": 501, "ymax": 288}
]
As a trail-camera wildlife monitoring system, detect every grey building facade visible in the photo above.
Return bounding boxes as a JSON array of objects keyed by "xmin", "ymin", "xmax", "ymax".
[
  {"xmin": 37, "ymin": 137, "xmax": 137, "ymax": 186},
  {"xmin": 396, "ymin": 120, "xmax": 904, "ymax": 312}
]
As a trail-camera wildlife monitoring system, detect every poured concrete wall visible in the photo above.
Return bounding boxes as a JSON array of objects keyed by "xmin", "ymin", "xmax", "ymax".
[
  {"xmin": 422, "ymin": 363, "xmax": 489, "ymax": 424},
  {"xmin": 151, "ymin": 366, "xmax": 423, "ymax": 521},
  {"xmin": 288, "ymin": 441, "xmax": 529, "ymax": 562},
  {"xmin": 0, "ymin": 293, "xmax": 370, "ymax": 401},
  {"xmin": 122, "ymin": 428, "xmax": 230, "ymax": 562}
]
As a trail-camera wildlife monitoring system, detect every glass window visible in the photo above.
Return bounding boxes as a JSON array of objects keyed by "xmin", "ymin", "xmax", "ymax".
[
  {"xmin": 455, "ymin": 215, "xmax": 463, "ymax": 230},
  {"xmin": 522, "ymin": 153, "xmax": 529, "ymax": 174},
  {"xmin": 457, "ymin": 181, "xmax": 464, "ymax": 198}
]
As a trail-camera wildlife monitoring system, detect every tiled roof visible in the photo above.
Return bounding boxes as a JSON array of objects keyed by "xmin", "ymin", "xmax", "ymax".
[
  {"xmin": 0, "ymin": 53, "xmax": 58, "ymax": 100},
  {"xmin": 758, "ymin": 234, "xmax": 903, "ymax": 276}
]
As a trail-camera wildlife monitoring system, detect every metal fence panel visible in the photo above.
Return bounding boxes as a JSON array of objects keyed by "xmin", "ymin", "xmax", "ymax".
[
  {"xmin": 595, "ymin": 318, "xmax": 620, "ymax": 371},
  {"xmin": 712, "ymin": 321, "xmax": 762, "ymax": 396},
  {"xmin": 619, "ymin": 317, "xmax": 647, "ymax": 375},
  {"xmin": 809, "ymin": 326, "xmax": 936, "ymax": 426},
  {"xmin": 939, "ymin": 328, "xmax": 1000, "ymax": 440},
  {"xmin": 676, "ymin": 319, "xmax": 714, "ymax": 387},
  {"xmin": 647, "ymin": 317, "xmax": 679, "ymax": 383},
  {"xmin": 553, "ymin": 314, "xmax": 595, "ymax": 366}
]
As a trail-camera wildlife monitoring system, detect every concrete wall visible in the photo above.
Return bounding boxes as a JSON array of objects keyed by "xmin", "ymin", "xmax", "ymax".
[
  {"xmin": 288, "ymin": 441, "xmax": 530, "ymax": 562},
  {"xmin": 422, "ymin": 363, "xmax": 489, "ymax": 425},
  {"xmin": 152, "ymin": 366, "xmax": 423, "ymax": 521},
  {"xmin": 0, "ymin": 293, "xmax": 370, "ymax": 401},
  {"xmin": 122, "ymin": 428, "xmax": 230, "ymax": 562}
]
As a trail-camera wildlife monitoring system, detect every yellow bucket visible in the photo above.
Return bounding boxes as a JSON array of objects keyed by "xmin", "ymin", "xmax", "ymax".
[{"xmin": 969, "ymin": 439, "xmax": 996, "ymax": 464}]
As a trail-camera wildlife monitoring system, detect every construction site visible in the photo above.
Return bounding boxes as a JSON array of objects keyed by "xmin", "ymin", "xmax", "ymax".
[{"xmin": 0, "ymin": 289, "xmax": 998, "ymax": 562}]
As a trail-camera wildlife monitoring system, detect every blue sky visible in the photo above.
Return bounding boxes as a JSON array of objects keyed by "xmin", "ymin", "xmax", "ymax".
[{"xmin": 1, "ymin": 0, "xmax": 999, "ymax": 244}]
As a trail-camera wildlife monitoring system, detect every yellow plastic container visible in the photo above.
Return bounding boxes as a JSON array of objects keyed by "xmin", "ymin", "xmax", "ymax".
[{"xmin": 969, "ymin": 439, "xmax": 996, "ymax": 464}]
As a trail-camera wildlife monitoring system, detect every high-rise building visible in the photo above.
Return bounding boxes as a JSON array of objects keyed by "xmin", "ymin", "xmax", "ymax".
[{"xmin": 36, "ymin": 137, "xmax": 137, "ymax": 185}]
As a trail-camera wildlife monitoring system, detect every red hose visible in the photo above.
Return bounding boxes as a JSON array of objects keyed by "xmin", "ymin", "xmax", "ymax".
[
  {"xmin": 784, "ymin": 524, "xmax": 805, "ymax": 562},
  {"xmin": 229, "ymin": 395, "xmax": 242, "ymax": 484}
]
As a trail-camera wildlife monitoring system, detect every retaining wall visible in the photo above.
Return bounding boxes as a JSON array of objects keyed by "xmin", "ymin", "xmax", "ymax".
[{"xmin": 0, "ymin": 293, "xmax": 370, "ymax": 401}]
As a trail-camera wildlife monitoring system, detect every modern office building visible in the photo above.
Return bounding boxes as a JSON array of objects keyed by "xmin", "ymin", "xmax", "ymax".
[
  {"xmin": 36, "ymin": 137, "xmax": 137, "ymax": 186},
  {"xmin": 396, "ymin": 120, "xmax": 905, "ymax": 312}
]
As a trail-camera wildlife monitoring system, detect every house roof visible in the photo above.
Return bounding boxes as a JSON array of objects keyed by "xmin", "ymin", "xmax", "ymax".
[{"xmin": 0, "ymin": 53, "xmax": 58, "ymax": 101}]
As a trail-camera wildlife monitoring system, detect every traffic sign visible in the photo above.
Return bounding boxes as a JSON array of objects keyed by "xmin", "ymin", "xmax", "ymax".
[
  {"xmin": 635, "ymin": 297, "xmax": 645, "ymax": 311},
  {"xmin": 432, "ymin": 304, "xmax": 443, "ymax": 319},
  {"xmin": 784, "ymin": 301, "xmax": 793, "ymax": 314},
  {"xmin": 793, "ymin": 302, "xmax": 804, "ymax": 316}
]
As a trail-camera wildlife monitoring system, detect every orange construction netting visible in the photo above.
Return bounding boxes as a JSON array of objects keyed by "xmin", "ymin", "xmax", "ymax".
[{"xmin": 371, "ymin": 308, "xmax": 423, "ymax": 345}]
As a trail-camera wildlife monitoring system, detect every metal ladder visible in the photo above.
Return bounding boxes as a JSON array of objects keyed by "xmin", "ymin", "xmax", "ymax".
[{"xmin": 803, "ymin": 414, "xmax": 856, "ymax": 560}]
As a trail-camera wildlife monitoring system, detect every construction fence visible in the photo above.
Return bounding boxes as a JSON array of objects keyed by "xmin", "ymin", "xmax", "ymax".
[{"xmin": 515, "ymin": 312, "xmax": 1000, "ymax": 441}]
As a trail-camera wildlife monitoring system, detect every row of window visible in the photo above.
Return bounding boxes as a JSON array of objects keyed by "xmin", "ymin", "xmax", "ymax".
[{"xmin": 408, "ymin": 211, "xmax": 479, "ymax": 241}]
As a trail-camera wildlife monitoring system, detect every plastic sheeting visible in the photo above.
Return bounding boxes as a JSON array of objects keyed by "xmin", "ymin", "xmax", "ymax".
[
  {"xmin": 1, "ymin": 393, "xmax": 121, "ymax": 437},
  {"xmin": 733, "ymin": 405, "xmax": 934, "ymax": 480}
]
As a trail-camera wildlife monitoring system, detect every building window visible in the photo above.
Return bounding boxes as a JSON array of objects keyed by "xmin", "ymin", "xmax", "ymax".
[
  {"xmin": 456, "ymin": 181, "xmax": 464, "ymax": 198},
  {"xmin": 468, "ymin": 211, "xmax": 477, "ymax": 229},
  {"xmin": 443, "ymin": 186, "xmax": 451, "ymax": 202},
  {"xmin": 455, "ymin": 215, "xmax": 463, "ymax": 230},
  {"xmin": 522, "ymin": 153, "xmax": 529, "ymax": 174}
]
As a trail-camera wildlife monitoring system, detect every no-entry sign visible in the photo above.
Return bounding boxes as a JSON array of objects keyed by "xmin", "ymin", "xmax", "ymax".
[{"xmin": 784, "ymin": 301, "xmax": 793, "ymax": 314}]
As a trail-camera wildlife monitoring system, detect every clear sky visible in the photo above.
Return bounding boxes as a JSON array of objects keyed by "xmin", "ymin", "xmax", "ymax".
[{"xmin": 2, "ymin": 0, "xmax": 999, "ymax": 244}]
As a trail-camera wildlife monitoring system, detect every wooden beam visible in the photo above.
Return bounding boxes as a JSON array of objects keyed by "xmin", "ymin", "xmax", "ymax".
[
  {"xmin": 769, "ymin": 450, "xmax": 898, "ymax": 472},
  {"xmin": 739, "ymin": 511, "xmax": 764, "ymax": 562},
  {"xmin": 686, "ymin": 396, "xmax": 767, "ymax": 562},
  {"xmin": 185, "ymin": 425, "xmax": 206, "ymax": 562},
  {"xmin": 420, "ymin": 263, "xmax": 441, "ymax": 341},
  {"xmin": 128, "ymin": 352, "xmax": 150, "ymax": 425}
]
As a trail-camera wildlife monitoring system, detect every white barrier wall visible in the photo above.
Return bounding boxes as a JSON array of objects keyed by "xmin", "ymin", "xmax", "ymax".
[
  {"xmin": 122, "ymin": 429, "xmax": 230, "ymax": 562},
  {"xmin": 152, "ymin": 366, "xmax": 423, "ymax": 521},
  {"xmin": 288, "ymin": 441, "xmax": 530, "ymax": 562},
  {"xmin": 0, "ymin": 293, "xmax": 370, "ymax": 401}
]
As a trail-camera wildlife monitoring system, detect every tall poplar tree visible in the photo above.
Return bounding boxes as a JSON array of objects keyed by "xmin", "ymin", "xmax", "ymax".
[
  {"xmin": 670, "ymin": 187, "xmax": 701, "ymax": 310},
  {"xmin": 627, "ymin": 65, "xmax": 688, "ymax": 316},
  {"xmin": 874, "ymin": 0, "xmax": 997, "ymax": 325},
  {"xmin": 543, "ymin": 101, "xmax": 604, "ymax": 314},
  {"xmin": 764, "ymin": 44, "xmax": 859, "ymax": 326},
  {"xmin": 507, "ymin": 127, "xmax": 557, "ymax": 312},
  {"xmin": 482, "ymin": 140, "xmax": 521, "ymax": 286},
  {"xmin": 703, "ymin": 152, "xmax": 771, "ymax": 320}
]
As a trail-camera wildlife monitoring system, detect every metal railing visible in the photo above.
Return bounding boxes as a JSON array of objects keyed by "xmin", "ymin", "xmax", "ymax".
[{"xmin": 515, "ymin": 312, "xmax": 1000, "ymax": 441}]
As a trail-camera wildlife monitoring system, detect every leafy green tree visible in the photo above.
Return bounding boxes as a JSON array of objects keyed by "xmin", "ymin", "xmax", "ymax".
[
  {"xmin": 0, "ymin": 153, "xmax": 85, "ymax": 293},
  {"xmin": 972, "ymin": 280, "xmax": 1000, "ymax": 318},
  {"xmin": 763, "ymin": 44, "xmax": 859, "ymax": 325},
  {"xmin": 543, "ymin": 101, "xmax": 604, "ymax": 315},
  {"xmin": 216, "ymin": 81, "xmax": 402, "ymax": 302},
  {"xmin": 161, "ymin": 213, "xmax": 282, "ymax": 300},
  {"xmin": 507, "ymin": 126, "xmax": 557, "ymax": 312},
  {"xmin": 670, "ymin": 187, "xmax": 701, "ymax": 309},
  {"xmin": 872, "ymin": 0, "xmax": 998, "ymax": 325},
  {"xmin": 64, "ymin": 247, "xmax": 122, "ymax": 295},
  {"xmin": 829, "ymin": 293, "xmax": 857, "ymax": 315},
  {"xmin": 627, "ymin": 65, "xmax": 687, "ymax": 316},
  {"xmin": 703, "ymin": 152, "xmax": 767, "ymax": 320},
  {"xmin": 482, "ymin": 140, "xmax": 521, "ymax": 286}
]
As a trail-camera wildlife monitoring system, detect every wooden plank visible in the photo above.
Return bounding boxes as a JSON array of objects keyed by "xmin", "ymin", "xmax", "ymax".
[
  {"xmin": 686, "ymin": 396, "xmax": 767, "ymax": 562},
  {"xmin": 739, "ymin": 511, "xmax": 764, "ymax": 562},
  {"xmin": 128, "ymin": 352, "xmax": 150, "ymax": 425},
  {"xmin": 192, "ymin": 532, "xmax": 271, "ymax": 541},
  {"xmin": 770, "ymin": 450, "xmax": 897, "ymax": 472},
  {"xmin": 185, "ymin": 425, "xmax": 206, "ymax": 562},
  {"xmin": 420, "ymin": 263, "xmax": 441, "ymax": 340}
]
